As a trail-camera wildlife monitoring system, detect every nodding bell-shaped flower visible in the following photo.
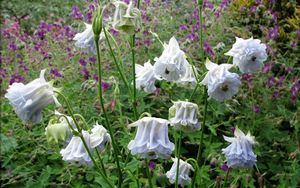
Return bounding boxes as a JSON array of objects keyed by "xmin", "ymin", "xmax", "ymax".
[
  {"xmin": 177, "ymin": 63, "xmax": 198, "ymax": 87},
  {"xmin": 169, "ymin": 101, "xmax": 200, "ymax": 132},
  {"xmin": 154, "ymin": 37, "xmax": 188, "ymax": 82},
  {"xmin": 5, "ymin": 69, "xmax": 60, "ymax": 124},
  {"xmin": 73, "ymin": 23, "xmax": 104, "ymax": 54},
  {"xmin": 166, "ymin": 158, "xmax": 194, "ymax": 186},
  {"xmin": 113, "ymin": 1, "xmax": 141, "ymax": 35},
  {"xmin": 45, "ymin": 114, "xmax": 72, "ymax": 143},
  {"xmin": 60, "ymin": 130, "xmax": 92, "ymax": 164},
  {"xmin": 222, "ymin": 127, "xmax": 257, "ymax": 168},
  {"xmin": 225, "ymin": 37, "xmax": 267, "ymax": 73},
  {"xmin": 135, "ymin": 60, "xmax": 157, "ymax": 93},
  {"xmin": 90, "ymin": 123, "xmax": 111, "ymax": 152},
  {"xmin": 127, "ymin": 117, "xmax": 175, "ymax": 159},
  {"xmin": 201, "ymin": 59, "xmax": 241, "ymax": 102}
]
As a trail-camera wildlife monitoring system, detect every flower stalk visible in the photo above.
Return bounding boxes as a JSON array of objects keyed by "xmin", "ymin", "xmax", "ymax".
[{"xmin": 175, "ymin": 130, "xmax": 183, "ymax": 188}]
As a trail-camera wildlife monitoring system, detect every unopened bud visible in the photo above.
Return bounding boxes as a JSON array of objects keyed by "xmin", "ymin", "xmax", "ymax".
[
  {"xmin": 45, "ymin": 118, "xmax": 70, "ymax": 143},
  {"xmin": 92, "ymin": 7, "xmax": 103, "ymax": 37}
]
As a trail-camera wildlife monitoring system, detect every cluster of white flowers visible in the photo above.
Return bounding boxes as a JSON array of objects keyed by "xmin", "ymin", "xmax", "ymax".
[{"xmin": 166, "ymin": 158, "xmax": 194, "ymax": 186}]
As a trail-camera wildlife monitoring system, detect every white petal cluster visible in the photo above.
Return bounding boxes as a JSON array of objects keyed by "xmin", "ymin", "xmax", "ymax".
[
  {"xmin": 113, "ymin": 1, "xmax": 141, "ymax": 35},
  {"xmin": 166, "ymin": 158, "xmax": 194, "ymax": 186},
  {"xmin": 60, "ymin": 130, "xmax": 92, "ymax": 164},
  {"xmin": 73, "ymin": 23, "xmax": 104, "ymax": 54},
  {"xmin": 135, "ymin": 60, "xmax": 157, "ymax": 93},
  {"xmin": 5, "ymin": 69, "xmax": 60, "ymax": 124},
  {"xmin": 169, "ymin": 101, "xmax": 200, "ymax": 131},
  {"xmin": 177, "ymin": 63, "xmax": 197, "ymax": 87},
  {"xmin": 154, "ymin": 37, "xmax": 188, "ymax": 82},
  {"xmin": 90, "ymin": 123, "xmax": 111, "ymax": 152},
  {"xmin": 201, "ymin": 59, "xmax": 241, "ymax": 102},
  {"xmin": 127, "ymin": 117, "xmax": 175, "ymax": 159},
  {"xmin": 60, "ymin": 123, "xmax": 110, "ymax": 164},
  {"xmin": 225, "ymin": 37, "xmax": 267, "ymax": 73},
  {"xmin": 222, "ymin": 127, "xmax": 257, "ymax": 168}
]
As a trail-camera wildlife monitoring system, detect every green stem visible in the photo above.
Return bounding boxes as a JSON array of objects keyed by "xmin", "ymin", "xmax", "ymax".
[
  {"xmin": 198, "ymin": 0, "xmax": 204, "ymax": 63},
  {"xmin": 145, "ymin": 159, "xmax": 153, "ymax": 188},
  {"xmin": 222, "ymin": 168, "xmax": 230, "ymax": 188},
  {"xmin": 96, "ymin": 149, "xmax": 107, "ymax": 177},
  {"xmin": 95, "ymin": 37, "xmax": 122, "ymax": 188},
  {"xmin": 103, "ymin": 27, "xmax": 131, "ymax": 92},
  {"xmin": 130, "ymin": 35, "xmax": 138, "ymax": 119},
  {"xmin": 54, "ymin": 91, "xmax": 113, "ymax": 188},
  {"xmin": 175, "ymin": 130, "xmax": 183, "ymax": 188}
]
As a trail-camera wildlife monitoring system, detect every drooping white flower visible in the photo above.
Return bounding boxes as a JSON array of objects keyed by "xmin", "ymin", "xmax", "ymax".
[
  {"xmin": 73, "ymin": 23, "xmax": 104, "ymax": 54},
  {"xmin": 222, "ymin": 127, "xmax": 257, "ymax": 168},
  {"xmin": 45, "ymin": 112, "xmax": 72, "ymax": 143},
  {"xmin": 90, "ymin": 123, "xmax": 111, "ymax": 151},
  {"xmin": 177, "ymin": 63, "xmax": 197, "ymax": 86},
  {"xmin": 225, "ymin": 37, "xmax": 267, "ymax": 73},
  {"xmin": 169, "ymin": 101, "xmax": 200, "ymax": 131},
  {"xmin": 127, "ymin": 117, "xmax": 175, "ymax": 159},
  {"xmin": 201, "ymin": 59, "xmax": 241, "ymax": 102},
  {"xmin": 5, "ymin": 69, "xmax": 60, "ymax": 124},
  {"xmin": 113, "ymin": 1, "xmax": 141, "ymax": 35},
  {"xmin": 166, "ymin": 158, "xmax": 194, "ymax": 186},
  {"xmin": 135, "ymin": 60, "xmax": 157, "ymax": 93},
  {"xmin": 60, "ymin": 130, "xmax": 92, "ymax": 164},
  {"xmin": 154, "ymin": 37, "xmax": 188, "ymax": 82}
]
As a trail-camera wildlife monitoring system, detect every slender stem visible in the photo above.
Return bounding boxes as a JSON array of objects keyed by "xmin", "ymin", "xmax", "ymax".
[
  {"xmin": 96, "ymin": 149, "xmax": 107, "ymax": 177},
  {"xmin": 103, "ymin": 27, "xmax": 131, "ymax": 92},
  {"xmin": 198, "ymin": 0, "xmax": 204, "ymax": 63},
  {"xmin": 222, "ymin": 168, "xmax": 231, "ymax": 188},
  {"xmin": 54, "ymin": 91, "xmax": 113, "ymax": 188},
  {"xmin": 130, "ymin": 35, "xmax": 138, "ymax": 119},
  {"xmin": 95, "ymin": 37, "xmax": 122, "ymax": 188},
  {"xmin": 175, "ymin": 130, "xmax": 183, "ymax": 188},
  {"xmin": 145, "ymin": 159, "xmax": 153, "ymax": 188}
]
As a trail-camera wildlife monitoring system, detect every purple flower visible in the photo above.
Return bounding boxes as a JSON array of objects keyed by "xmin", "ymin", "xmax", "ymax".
[
  {"xmin": 221, "ymin": 163, "xmax": 229, "ymax": 172},
  {"xmin": 252, "ymin": 105, "xmax": 261, "ymax": 113},
  {"xmin": 192, "ymin": 23, "xmax": 200, "ymax": 33},
  {"xmin": 262, "ymin": 63, "xmax": 273, "ymax": 73},
  {"xmin": 214, "ymin": 10, "xmax": 221, "ymax": 18},
  {"xmin": 9, "ymin": 73, "xmax": 25, "ymax": 85},
  {"xmin": 89, "ymin": 56, "xmax": 96, "ymax": 64},
  {"xmin": 266, "ymin": 77, "xmax": 276, "ymax": 88},
  {"xmin": 267, "ymin": 26, "xmax": 279, "ymax": 39},
  {"xmin": 102, "ymin": 81, "xmax": 110, "ymax": 92},
  {"xmin": 221, "ymin": 0, "xmax": 230, "ymax": 9},
  {"xmin": 203, "ymin": 0, "xmax": 214, "ymax": 10},
  {"xmin": 203, "ymin": 41, "xmax": 215, "ymax": 56},
  {"xmin": 144, "ymin": 39, "xmax": 152, "ymax": 47},
  {"xmin": 187, "ymin": 33, "xmax": 198, "ymax": 42},
  {"xmin": 79, "ymin": 58, "xmax": 87, "ymax": 66},
  {"xmin": 8, "ymin": 42, "xmax": 17, "ymax": 51},
  {"xmin": 250, "ymin": 6, "xmax": 257, "ymax": 13},
  {"xmin": 290, "ymin": 80, "xmax": 300, "ymax": 96},
  {"xmin": 70, "ymin": 6, "xmax": 83, "ymax": 19},
  {"xmin": 50, "ymin": 68, "xmax": 63, "ymax": 78},
  {"xmin": 149, "ymin": 160, "xmax": 156, "ymax": 170},
  {"xmin": 80, "ymin": 68, "xmax": 90, "ymax": 80},
  {"xmin": 272, "ymin": 91, "xmax": 280, "ymax": 99},
  {"xmin": 179, "ymin": 25, "xmax": 188, "ymax": 31},
  {"xmin": 110, "ymin": 28, "xmax": 119, "ymax": 37}
]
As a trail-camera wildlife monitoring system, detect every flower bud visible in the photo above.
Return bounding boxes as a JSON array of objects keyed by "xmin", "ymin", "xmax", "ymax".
[
  {"xmin": 92, "ymin": 7, "xmax": 103, "ymax": 38},
  {"xmin": 45, "ymin": 118, "xmax": 70, "ymax": 143}
]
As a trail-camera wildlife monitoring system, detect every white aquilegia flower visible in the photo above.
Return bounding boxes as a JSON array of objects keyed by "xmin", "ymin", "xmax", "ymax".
[
  {"xmin": 135, "ymin": 60, "xmax": 157, "ymax": 93},
  {"xmin": 166, "ymin": 158, "xmax": 194, "ymax": 186},
  {"xmin": 60, "ymin": 130, "xmax": 92, "ymax": 164},
  {"xmin": 45, "ymin": 114, "xmax": 72, "ymax": 143},
  {"xmin": 113, "ymin": 1, "xmax": 141, "ymax": 35},
  {"xmin": 169, "ymin": 101, "xmax": 200, "ymax": 131},
  {"xmin": 154, "ymin": 37, "xmax": 188, "ymax": 82},
  {"xmin": 225, "ymin": 37, "xmax": 267, "ymax": 73},
  {"xmin": 90, "ymin": 123, "xmax": 111, "ymax": 151},
  {"xmin": 5, "ymin": 69, "xmax": 60, "ymax": 124},
  {"xmin": 177, "ymin": 63, "xmax": 197, "ymax": 87},
  {"xmin": 127, "ymin": 117, "xmax": 175, "ymax": 159},
  {"xmin": 201, "ymin": 59, "xmax": 241, "ymax": 102},
  {"xmin": 73, "ymin": 23, "xmax": 104, "ymax": 54},
  {"xmin": 222, "ymin": 127, "xmax": 257, "ymax": 168}
]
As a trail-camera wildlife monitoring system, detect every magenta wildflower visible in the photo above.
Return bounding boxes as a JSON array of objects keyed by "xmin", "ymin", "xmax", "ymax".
[
  {"xmin": 252, "ymin": 105, "xmax": 261, "ymax": 113},
  {"xmin": 267, "ymin": 26, "xmax": 279, "ymax": 39},
  {"xmin": 179, "ymin": 25, "xmax": 188, "ymax": 31},
  {"xmin": 70, "ymin": 6, "xmax": 83, "ymax": 19},
  {"xmin": 149, "ymin": 160, "xmax": 156, "ymax": 170},
  {"xmin": 79, "ymin": 58, "xmax": 87, "ymax": 66},
  {"xmin": 8, "ymin": 42, "xmax": 17, "ymax": 51},
  {"xmin": 50, "ymin": 68, "xmax": 63, "ymax": 78},
  {"xmin": 203, "ymin": 41, "xmax": 215, "ymax": 56},
  {"xmin": 262, "ymin": 63, "xmax": 273, "ymax": 73},
  {"xmin": 80, "ymin": 68, "xmax": 90, "ymax": 80},
  {"xmin": 272, "ymin": 91, "xmax": 280, "ymax": 99},
  {"xmin": 9, "ymin": 73, "xmax": 25, "ymax": 85},
  {"xmin": 221, "ymin": 163, "xmax": 229, "ymax": 172}
]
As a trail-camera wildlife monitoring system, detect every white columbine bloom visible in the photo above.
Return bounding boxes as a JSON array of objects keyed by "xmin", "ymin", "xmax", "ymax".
[
  {"xmin": 166, "ymin": 158, "xmax": 194, "ymax": 186},
  {"xmin": 201, "ymin": 59, "xmax": 241, "ymax": 102},
  {"xmin": 177, "ymin": 63, "xmax": 197, "ymax": 87},
  {"xmin": 90, "ymin": 123, "xmax": 111, "ymax": 152},
  {"xmin": 169, "ymin": 101, "xmax": 200, "ymax": 131},
  {"xmin": 5, "ymin": 69, "xmax": 60, "ymax": 124},
  {"xmin": 222, "ymin": 127, "xmax": 257, "ymax": 168},
  {"xmin": 113, "ymin": 1, "xmax": 141, "ymax": 35},
  {"xmin": 154, "ymin": 37, "xmax": 188, "ymax": 82},
  {"xmin": 60, "ymin": 130, "xmax": 92, "ymax": 164},
  {"xmin": 127, "ymin": 117, "xmax": 175, "ymax": 159},
  {"xmin": 225, "ymin": 37, "xmax": 267, "ymax": 73},
  {"xmin": 135, "ymin": 60, "xmax": 157, "ymax": 93},
  {"xmin": 73, "ymin": 23, "xmax": 104, "ymax": 54}
]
